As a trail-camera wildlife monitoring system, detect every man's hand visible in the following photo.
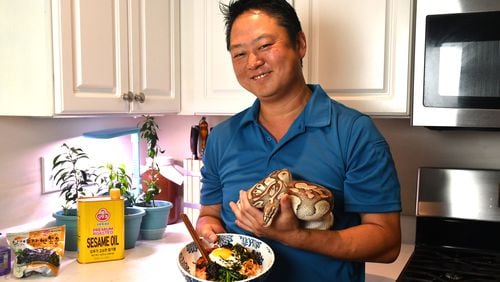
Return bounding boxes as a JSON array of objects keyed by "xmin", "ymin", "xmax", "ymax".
[
  {"xmin": 196, "ymin": 204, "xmax": 226, "ymax": 243},
  {"xmin": 229, "ymin": 190, "xmax": 301, "ymax": 239}
]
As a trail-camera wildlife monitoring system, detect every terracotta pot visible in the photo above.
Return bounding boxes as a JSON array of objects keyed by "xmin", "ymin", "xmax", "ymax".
[{"xmin": 141, "ymin": 169, "xmax": 182, "ymax": 224}]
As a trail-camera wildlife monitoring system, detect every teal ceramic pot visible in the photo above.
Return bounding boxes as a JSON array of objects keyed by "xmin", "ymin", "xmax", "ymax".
[
  {"xmin": 135, "ymin": 200, "xmax": 172, "ymax": 240},
  {"xmin": 139, "ymin": 228, "xmax": 166, "ymax": 240},
  {"xmin": 52, "ymin": 209, "xmax": 78, "ymax": 251},
  {"xmin": 124, "ymin": 207, "xmax": 145, "ymax": 249}
]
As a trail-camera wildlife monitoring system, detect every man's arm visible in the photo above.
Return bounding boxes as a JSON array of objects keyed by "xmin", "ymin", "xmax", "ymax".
[
  {"xmin": 281, "ymin": 211, "xmax": 401, "ymax": 263},
  {"xmin": 230, "ymin": 191, "xmax": 401, "ymax": 263}
]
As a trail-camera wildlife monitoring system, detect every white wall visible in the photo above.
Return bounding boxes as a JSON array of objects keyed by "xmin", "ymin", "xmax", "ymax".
[{"xmin": 1, "ymin": 115, "xmax": 499, "ymax": 234}]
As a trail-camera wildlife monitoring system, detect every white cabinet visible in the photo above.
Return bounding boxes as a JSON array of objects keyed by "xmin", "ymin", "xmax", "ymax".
[
  {"xmin": 0, "ymin": 0, "xmax": 54, "ymax": 116},
  {"xmin": 179, "ymin": 0, "xmax": 412, "ymax": 116},
  {"xmin": 296, "ymin": 0, "xmax": 412, "ymax": 116},
  {"xmin": 0, "ymin": 0, "xmax": 180, "ymax": 116},
  {"xmin": 179, "ymin": 0, "xmax": 256, "ymax": 115},
  {"xmin": 53, "ymin": 0, "xmax": 180, "ymax": 115}
]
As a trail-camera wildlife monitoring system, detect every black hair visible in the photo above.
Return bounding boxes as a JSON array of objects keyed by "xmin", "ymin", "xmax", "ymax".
[{"xmin": 219, "ymin": 0, "xmax": 303, "ymax": 51}]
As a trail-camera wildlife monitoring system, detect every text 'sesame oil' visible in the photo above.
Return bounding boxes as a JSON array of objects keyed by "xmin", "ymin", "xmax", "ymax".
[{"xmin": 77, "ymin": 190, "xmax": 124, "ymax": 263}]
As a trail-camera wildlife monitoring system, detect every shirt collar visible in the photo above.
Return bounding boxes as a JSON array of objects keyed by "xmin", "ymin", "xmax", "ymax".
[
  {"xmin": 240, "ymin": 99, "xmax": 260, "ymax": 126},
  {"xmin": 239, "ymin": 84, "xmax": 331, "ymax": 128},
  {"xmin": 303, "ymin": 84, "xmax": 331, "ymax": 127}
]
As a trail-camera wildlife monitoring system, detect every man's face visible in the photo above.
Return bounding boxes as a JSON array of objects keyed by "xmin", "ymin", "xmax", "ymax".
[{"xmin": 229, "ymin": 10, "xmax": 306, "ymax": 101}]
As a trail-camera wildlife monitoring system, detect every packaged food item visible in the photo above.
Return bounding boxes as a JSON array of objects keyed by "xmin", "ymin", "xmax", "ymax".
[
  {"xmin": 77, "ymin": 193, "xmax": 125, "ymax": 263},
  {"xmin": 0, "ymin": 242, "xmax": 11, "ymax": 276},
  {"xmin": 6, "ymin": 226, "xmax": 65, "ymax": 278}
]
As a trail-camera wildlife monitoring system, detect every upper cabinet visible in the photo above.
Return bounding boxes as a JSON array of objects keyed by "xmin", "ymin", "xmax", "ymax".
[
  {"xmin": 0, "ymin": 0, "xmax": 54, "ymax": 116},
  {"xmin": 0, "ymin": 0, "xmax": 180, "ymax": 116},
  {"xmin": 296, "ymin": 0, "xmax": 412, "ymax": 116},
  {"xmin": 179, "ymin": 0, "xmax": 256, "ymax": 115},
  {"xmin": 180, "ymin": 0, "xmax": 412, "ymax": 116}
]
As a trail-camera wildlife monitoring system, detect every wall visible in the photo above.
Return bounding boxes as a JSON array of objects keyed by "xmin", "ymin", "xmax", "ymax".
[
  {"xmin": 0, "ymin": 115, "xmax": 213, "ymax": 232},
  {"xmin": 0, "ymin": 116, "xmax": 131, "ymax": 231},
  {"xmin": 1, "ymin": 115, "xmax": 499, "ymax": 234},
  {"xmin": 373, "ymin": 118, "xmax": 500, "ymax": 214}
]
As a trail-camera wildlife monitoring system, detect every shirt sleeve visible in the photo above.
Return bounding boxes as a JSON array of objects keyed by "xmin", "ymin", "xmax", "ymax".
[
  {"xmin": 343, "ymin": 116, "xmax": 402, "ymax": 213},
  {"xmin": 199, "ymin": 130, "xmax": 224, "ymax": 206}
]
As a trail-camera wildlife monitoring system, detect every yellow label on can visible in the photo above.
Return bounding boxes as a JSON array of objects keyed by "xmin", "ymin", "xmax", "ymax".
[{"xmin": 77, "ymin": 196, "xmax": 125, "ymax": 263}]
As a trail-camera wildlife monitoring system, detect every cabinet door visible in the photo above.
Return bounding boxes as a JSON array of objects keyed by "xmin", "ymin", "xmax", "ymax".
[
  {"xmin": 52, "ymin": 0, "xmax": 130, "ymax": 115},
  {"xmin": 296, "ymin": 0, "xmax": 412, "ymax": 116},
  {"xmin": 128, "ymin": 0, "xmax": 180, "ymax": 114},
  {"xmin": 180, "ymin": 0, "xmax": 256, "ymax": 115},
  {"xmin": 52, "ymin": 0, "xmax": 180, "ymax": 115},
  {"xmin": 0, "ymin": 0, "xmax": 54, "ymax": 116}
]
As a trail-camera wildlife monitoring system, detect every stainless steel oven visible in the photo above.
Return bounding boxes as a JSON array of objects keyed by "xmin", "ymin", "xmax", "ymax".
[
  {"xmin": 397, "ymin": 167, "xmax": 500, "ymax": 281},
  {"xmin": 412, "ymin": 0, "xmax": 500, "ymax": 129}
]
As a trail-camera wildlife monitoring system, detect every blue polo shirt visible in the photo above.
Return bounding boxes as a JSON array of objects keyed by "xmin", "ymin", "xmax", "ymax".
[{"xmin": 200, "ymin": 84, "xmax": 401, "ymax": 282}]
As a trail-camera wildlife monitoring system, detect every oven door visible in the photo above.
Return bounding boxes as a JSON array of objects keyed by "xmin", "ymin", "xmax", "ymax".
[
  {"xmin": 412, "ymin": 0, "xmax": 500, "ymax": 128},
  {"xmin": 424, "ymin": 11, "xmax": 500, "ymax": 109}
]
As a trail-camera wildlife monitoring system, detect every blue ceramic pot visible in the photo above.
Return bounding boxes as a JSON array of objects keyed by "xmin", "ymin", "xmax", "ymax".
[
  {"xmin": 134, "ymin": 200, "xmax": 172, "ymax": 240},
  {"xmin": 124, "ymin": 207, "xmax": 145, "ymax": 249}
]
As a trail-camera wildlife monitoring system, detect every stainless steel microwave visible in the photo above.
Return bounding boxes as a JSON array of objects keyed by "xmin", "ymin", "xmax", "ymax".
[{"xmin": 412, "ymin": 0, "xmax": 500, "ymax": 128}]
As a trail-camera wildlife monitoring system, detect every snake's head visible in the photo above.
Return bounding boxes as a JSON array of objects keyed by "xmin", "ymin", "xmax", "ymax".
[
  {"xmin": 262, "ymin": 198, "xmax": 281, "ymax": 227},
  {"xmin": 247, "ymin": 169, "xmax": 290, "ymax": 227}
]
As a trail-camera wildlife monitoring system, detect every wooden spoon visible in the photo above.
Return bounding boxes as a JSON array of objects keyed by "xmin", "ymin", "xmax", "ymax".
[{"xmin": 180, "ymin": 213, "xmax": 211, "ymax": 263}]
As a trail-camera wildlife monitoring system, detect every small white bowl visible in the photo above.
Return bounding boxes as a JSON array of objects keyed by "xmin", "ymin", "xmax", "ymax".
[{"xmin": 177, "ymin": 233, "xmax": 275, "ymax": 282}]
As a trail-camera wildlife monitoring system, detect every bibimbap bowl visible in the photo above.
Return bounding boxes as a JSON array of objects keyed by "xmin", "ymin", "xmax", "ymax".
[{"xmin": 177, "ymin": 233, "xmax": 275, "ymax": 282}]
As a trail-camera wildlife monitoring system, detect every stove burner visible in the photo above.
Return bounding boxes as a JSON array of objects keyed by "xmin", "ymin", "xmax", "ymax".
[
  {"xmin": 444, "ymin": 272, "xmax": 462, "ymax": 280},
  {"xmin": 397, "ymin": 245, "xmax": 500, "ymax": 281}
]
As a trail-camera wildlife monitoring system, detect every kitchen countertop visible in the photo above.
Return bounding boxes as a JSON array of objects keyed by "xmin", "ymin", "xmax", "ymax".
[
  {"xmin": 2, "ymin": 223, "xmax": 192, "ymax": 281},
  {"xmin": 2, "ymin": 223, "xmax": 414, "ymax": 281},
  {"xmin": 366, "ymin": 244, "xmax": 414, "ymax": 282}
]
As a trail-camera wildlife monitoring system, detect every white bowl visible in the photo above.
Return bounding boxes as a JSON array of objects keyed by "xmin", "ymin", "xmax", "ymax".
[{"xmin": 177, "ymin": 233, "xmax": 275, "ymax": 282}]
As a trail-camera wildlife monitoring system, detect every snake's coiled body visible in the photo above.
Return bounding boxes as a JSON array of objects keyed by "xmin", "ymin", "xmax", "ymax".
[{"xmin": 246, "ymin": 169, "xmax": 334, "ymax": 230}]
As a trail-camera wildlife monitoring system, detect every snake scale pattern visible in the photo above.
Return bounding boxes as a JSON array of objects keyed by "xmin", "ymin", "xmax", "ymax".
[{"xmin": 246, "ymin": 168, "xmax": 334, "ymax": 230}]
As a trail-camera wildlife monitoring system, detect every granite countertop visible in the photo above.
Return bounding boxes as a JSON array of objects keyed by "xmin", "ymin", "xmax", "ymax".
[{"xmin": 2, "ymin": 223, "xmax": 414, "ymax": 281}]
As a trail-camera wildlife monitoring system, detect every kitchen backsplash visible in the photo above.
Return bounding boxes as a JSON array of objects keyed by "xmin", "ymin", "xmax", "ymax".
[{"xmin": 1, "ymin": 115, "xmax": 499, "ymax": 232}]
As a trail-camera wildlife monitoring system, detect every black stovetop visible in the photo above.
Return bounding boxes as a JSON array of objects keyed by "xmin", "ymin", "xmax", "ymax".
[
  {"xmin": 397, "ymin": 245, "xmax": 500, "ymax": 281},
  {"xmin": 397, "ymin": 217, "xmax": 500, "ymax": 281}
]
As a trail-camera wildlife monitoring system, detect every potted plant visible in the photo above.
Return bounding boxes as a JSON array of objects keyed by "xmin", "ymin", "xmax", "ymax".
[
  {"xmin": 135, "ymin": 115, "xmax": 173, "ymax": 240},
  {"xmin": 95, "ymin": 163, "xmax": 145, "ymax": 249},
  {"xmin": 96, "ymin": 163, "xmax": 138, "ymax": 205},
  {"xmin": 51, "ymin": 143, "xmax": 101, "ymax": 251}
]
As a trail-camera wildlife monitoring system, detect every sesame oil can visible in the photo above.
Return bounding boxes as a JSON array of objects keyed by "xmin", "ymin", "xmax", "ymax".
[{"xmin": 77, "ymin": 190, "xmax": 124, "ymax": 263}]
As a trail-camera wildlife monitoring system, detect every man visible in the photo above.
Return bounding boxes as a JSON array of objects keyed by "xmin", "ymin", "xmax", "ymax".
[{"xmin": 196, "ymin": 0, "xmax": 402, "ymax": 281}]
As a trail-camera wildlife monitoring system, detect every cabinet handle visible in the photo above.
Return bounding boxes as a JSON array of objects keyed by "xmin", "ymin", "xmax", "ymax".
[
  {"xmin": 122, "ymin": 91, "xmax": 133, "ymax": 102},
  {"xmin": 134, "ymin": 92, "xmax": 146, "ymax": 103}
]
